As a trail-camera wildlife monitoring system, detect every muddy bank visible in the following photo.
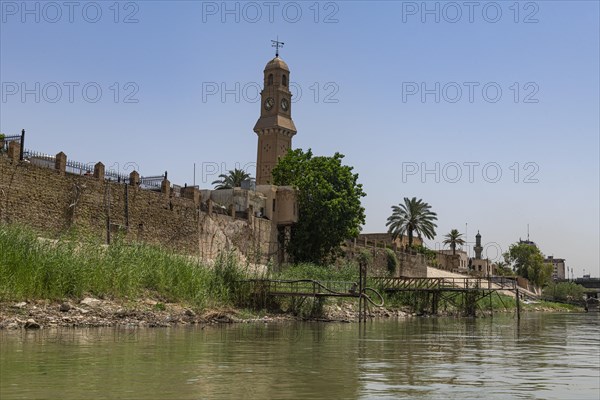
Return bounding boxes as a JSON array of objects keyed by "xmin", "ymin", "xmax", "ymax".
[{"xmin": 0, "ymin": 298, "xmax": 411, "ymax": 330}]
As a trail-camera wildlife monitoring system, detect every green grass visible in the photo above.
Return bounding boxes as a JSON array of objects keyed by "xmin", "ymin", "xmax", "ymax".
[
  {"xmin": 0, "ymin": 224, "xmax": 247, "ymax": 309},
  {"xmin": 273, "ymin": 262, "xmax": 359, "ymax": 282}
]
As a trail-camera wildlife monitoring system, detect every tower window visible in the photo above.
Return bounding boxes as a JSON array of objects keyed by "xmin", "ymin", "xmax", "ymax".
[
  {"xmin": 268, "ymin": 74, "xmax": 273, "ymax": 85},
  {"xmin": 282, "ymin": 74, "xmax": 287, "ymax": 86}
]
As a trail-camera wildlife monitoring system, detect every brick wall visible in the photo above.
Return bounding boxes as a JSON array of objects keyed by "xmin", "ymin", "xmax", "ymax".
[{"xmin": 0, "ymin": 155, "xmax": 277, "ymax": 263}]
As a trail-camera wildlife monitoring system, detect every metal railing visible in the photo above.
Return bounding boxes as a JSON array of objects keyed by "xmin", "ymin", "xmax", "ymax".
[
  {"xmin": 102, "ymin": 169, "xmax": 129, "ymax": 183},
  {"xmin": 140, "ymin": 175, "xmax": 164, "ymax": 190},
  {"xmin": 1, "ymin": 134, "xmax": 21, "ymax": 152},
  {"xmin": 23, "ymin": 149, "xmax": 55, "ymax": 168},
  {"xmin": 371, "ymin": 276, "xmax": 518, "ymax": 291},
  {"xmin": 66, "ymin": 159, "xmax": 96, "ymax": 176},
  {"xmin": 241, "ymin": 279, "xmax": 359, "ymax": 297},
  {"xmin": 21, "ymin": 148, "xmax": 170, "ymax": 191}
]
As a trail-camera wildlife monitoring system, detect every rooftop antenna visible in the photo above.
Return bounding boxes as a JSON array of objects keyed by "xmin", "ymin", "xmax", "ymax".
[
  {"xmin": 527, "ymin": 224, "xmax": 530, "ymax": 241},
  {"xmin": 271, "ymin": 36, "xmax": 284, "ymax": 57}
]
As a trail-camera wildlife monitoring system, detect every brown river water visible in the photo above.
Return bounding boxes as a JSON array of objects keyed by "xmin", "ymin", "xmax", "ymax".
[{"xmin": 1, "ymin": 312, "xmax": 599, "ymax": 399}]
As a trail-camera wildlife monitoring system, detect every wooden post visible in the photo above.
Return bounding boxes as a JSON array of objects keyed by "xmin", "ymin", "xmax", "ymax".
[
  {"xmin": 358, "ymin": 261, "xmax": 368, "ymax": 323},
  {"xmin": 19, "ymin": 129, "xmax": 25, "ymax": 161},
  {"xmin": 515, "ymin": 286, "xmax": 521, "ymax": 321},
  {"xmin": 358, "ymin": 262, "xmax": 363, "ymax": 322},
  {"xmin": 363, "ymin": 263, "xmax": 369, "ymax": 321}
]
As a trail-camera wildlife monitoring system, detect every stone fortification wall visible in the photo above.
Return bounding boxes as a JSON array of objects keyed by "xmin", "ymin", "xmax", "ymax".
[{"xmin": 0, "ymin": 153, "xmax": 277, "ymax": 264}]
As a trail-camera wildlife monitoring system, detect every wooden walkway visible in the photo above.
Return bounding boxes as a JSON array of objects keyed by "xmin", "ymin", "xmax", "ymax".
[
  {"xmin": 372, "ymin": 276, "xmax": 517, "ymax": 292},
  {"xmin": 239, "ymin": 276, "xmax": 525, "ymax": 318},
  {"xmin": 371, "ymin": 276, "xmax": 522, "ymax": 317}
]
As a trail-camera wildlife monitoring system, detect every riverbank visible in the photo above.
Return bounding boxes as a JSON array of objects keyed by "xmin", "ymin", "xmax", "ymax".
[
  {"xmin": 0, "ymin": 225, "xmax": 584, "ymax": 330},
  {"xmin": 0, "ymin": 297, "xmax": 412, "ymax": 330},
  {"xmin": 0, "ymin": 294, "xmax": 583, "ymax": 330}
]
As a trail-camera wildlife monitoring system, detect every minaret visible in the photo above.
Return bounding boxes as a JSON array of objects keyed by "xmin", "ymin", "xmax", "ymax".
[
  {"xmin": 474, "ymin": 231, "xmax": 483, "ymax": 260},
  {"xmin": 253, "ymin": 45, "xmax": 297, "ymax": 185}
]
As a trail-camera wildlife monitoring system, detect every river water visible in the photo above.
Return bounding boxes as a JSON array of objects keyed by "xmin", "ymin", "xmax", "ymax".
[{"xmin": 1, "ymin": 313, "xmax": 598, "ymax": 399}]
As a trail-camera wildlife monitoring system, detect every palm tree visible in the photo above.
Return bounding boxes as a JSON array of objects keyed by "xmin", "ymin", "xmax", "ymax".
[
  {"xmin": 211, "ymin": 169, "xmax": 254, "ymax": 190},
  {"xmin": 443, "ymin": 229, "xmax": 465, "ymax": 255},
  {"xmin": 386, "ymin": 197, "xmax": 438, "ymax": 248}
]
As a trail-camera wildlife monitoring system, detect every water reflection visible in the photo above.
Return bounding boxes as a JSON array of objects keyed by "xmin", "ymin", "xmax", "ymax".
[{"xmin": 1, "ymin": 313, "xmax": 598, "ymax": 400}]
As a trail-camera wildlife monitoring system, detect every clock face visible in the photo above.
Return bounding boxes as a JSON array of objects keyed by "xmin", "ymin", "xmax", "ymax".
[
  {"xmin": 281, "ymin": 98, "xmax": 289, "ymax": 111},
  {"xmin": 264, "ymin": 97, "xmax": 274, "ymax": 111}
]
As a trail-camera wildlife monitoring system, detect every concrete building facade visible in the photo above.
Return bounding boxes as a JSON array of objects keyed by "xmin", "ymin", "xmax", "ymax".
[{"xmin": 546, "ymin": 256, "xmax": 566, "ymax": 280}]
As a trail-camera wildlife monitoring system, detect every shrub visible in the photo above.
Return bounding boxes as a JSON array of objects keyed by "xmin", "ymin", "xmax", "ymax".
[
  {"xmin": 542, "ymin": 281, "xmax": 585, "ymax": 302},
  {"xmin": 385, "ymin": 249, "xmax": 398, "ymax": 276},
  {"xmin": 357, "ymin": 250, "xmax": 373, "ymax": 267}
]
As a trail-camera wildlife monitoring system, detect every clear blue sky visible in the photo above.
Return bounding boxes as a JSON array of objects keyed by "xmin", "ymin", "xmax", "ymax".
[{"xmin": 1, "ymin": 1, "xmax": 598, "ymax": 277}]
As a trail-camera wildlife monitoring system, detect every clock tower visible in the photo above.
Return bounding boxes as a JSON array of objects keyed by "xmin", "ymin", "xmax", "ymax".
[{"xmin": 253, "ymin": 55, "xmax": 297, "ymax": 185}]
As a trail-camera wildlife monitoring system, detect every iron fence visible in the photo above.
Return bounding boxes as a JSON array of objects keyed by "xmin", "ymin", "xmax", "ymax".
[
  {"xmin": 66, "ymin": 159, "xmax": 96, "ymax": 176},
  {"xmin": 1, "ymin": 135, "xmax": 21, "ymax": 152},
  {"xmin": 23, "ymin": 149, "xmax": 55, "ymax": 168},
  {"xmin": 104, "ymin": 169, "xmax": 130, "ymax": 183},
  {"xmin": 140, "ymin": 175, "xmax": 164, "ymax": 190},
  {"xmin": 19, "ymin": 148, "xmax": 170, "ymax": 191}
]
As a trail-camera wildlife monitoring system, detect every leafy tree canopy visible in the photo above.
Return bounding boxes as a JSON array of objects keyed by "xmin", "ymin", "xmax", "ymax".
[
  {"xmin": 272, "ymin": 148, "xmax": 366, "ymax": 264},
  {"xmin": 542, "ymin": 281, "xmax": 585, "ymax": 303},
  {"xmin": 504, "ymin": 242, "xmax": 553, "ymax": 287},
  {"xmin": 494, "ymin": 261, "xmax": 515, "ymax": 277}
]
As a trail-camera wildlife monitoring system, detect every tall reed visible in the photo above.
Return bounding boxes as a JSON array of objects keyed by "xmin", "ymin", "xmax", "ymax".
[{"xmin": 0, "ymin": 224, "xmax": 247, "ymax": 308}]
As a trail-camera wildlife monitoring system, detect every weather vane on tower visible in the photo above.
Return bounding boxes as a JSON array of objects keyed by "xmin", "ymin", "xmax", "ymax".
[{"xmin": 271, "ymin": 37, "xmax": 284, "ymax": 57}]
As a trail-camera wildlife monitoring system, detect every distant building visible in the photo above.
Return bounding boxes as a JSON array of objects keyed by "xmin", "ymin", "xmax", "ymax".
[
  {"xmin": 519, "ymin": 238, "xmax": 538, "ymax": 248},
  {"xmin": 436, "ymin": 249, "xmax": 469, "ymax": 273},
  {"xmin": 545, "ymin": 256, "xmax": 566, "ymax": 280}
]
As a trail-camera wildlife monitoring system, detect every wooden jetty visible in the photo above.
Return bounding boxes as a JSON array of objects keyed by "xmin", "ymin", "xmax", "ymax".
[
  {"xmin": 371, "ymin": 276, "xmax": 522, "ymax": 317},
  {"xmin": 239, "ymin": 276, "xmax": 526, "ymax": 319},
  {"xmin": 238, "ymin": 277, "xmax": 384, "ymax": 321}
]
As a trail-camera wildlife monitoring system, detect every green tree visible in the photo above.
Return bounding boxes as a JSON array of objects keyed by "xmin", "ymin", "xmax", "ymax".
[
  {"xmin": 494, "ymin": 261, "xmax": 515, "ymax": 277},
  {"xmin": 542, "ymin": 281, "xmax": 585, "ymax": 302},
  {"xmin": 272, "ymin": 149, "xmax": 366, "ymax": 264},
  {"xmin": 504, "ymin": 242, "xmax": 553, "ymax": 287},
  {"xmin": 442, "ymin": 229, "xmax": 465, "ymax": 255},
  {"xmin": 211, "ymin": 169, "xmax": 253, "ymax": 190},
  {"xmin": 386, "ymin": 197, "xmax": 438, "ymax": 248}
]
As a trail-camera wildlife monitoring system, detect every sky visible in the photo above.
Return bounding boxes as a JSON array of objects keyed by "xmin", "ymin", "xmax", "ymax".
[{"xmin": 1, "ymin": 0, "xmax": 598, "ymax": 277}]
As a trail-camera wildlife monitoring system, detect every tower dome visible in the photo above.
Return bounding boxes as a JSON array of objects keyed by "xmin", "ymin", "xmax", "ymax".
[{"xmin": 265, "ymin": 56, "xmax": 290, "ymax": 72}]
